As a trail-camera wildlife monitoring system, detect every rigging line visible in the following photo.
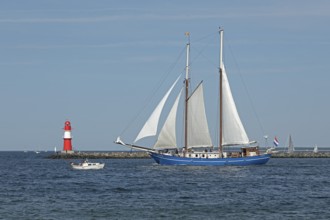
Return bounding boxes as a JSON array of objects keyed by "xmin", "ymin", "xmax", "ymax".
[
  {"xmin": 119, "ymin": 45, "xmax": 187, "ymax": 137},
  {"xmin": 192, "ymin": 31, "xmax": 218, "ymax": 44},
  {"xmin": 190, "ymin": 43, "xmax": 218, "ymax": 70},
  {"xmin": 227, "ymin": 41, "xmax": 266, "ymax": 137},
  {"xmin": 184, "ymin": 31, "xmax": 223, "ymax": 68},
  {"xmin": 190, "ymin": 32, "xmax": 219, "ymax": 69},
  {"xmin": 180, "ymin": 31, "xmax": 219, "ymax": 88},
  {"xmin": 187, "ymin": 36, "xmax": 219, "ymax": 94},
  {"xmin": 193, "ymin": 46, "xmax": 219, "ymax": 71},
  {"xmin": 183, "ymin": 31, "xmax": 219, "ymax": 76}
]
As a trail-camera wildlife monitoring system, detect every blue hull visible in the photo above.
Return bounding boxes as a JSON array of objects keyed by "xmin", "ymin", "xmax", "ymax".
[{"xmin": 149, "ymin": 153, "xmax": 271, "ymax": 166}]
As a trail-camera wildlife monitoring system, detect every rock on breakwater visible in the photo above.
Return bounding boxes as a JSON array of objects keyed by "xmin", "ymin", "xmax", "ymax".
[
  {"xmin": 271, "ymin": 152, "xmax": 330, "ymax": 158},
  {"xmin": 47, "ymin": 151, "xmax": 150, "ymax": 159}
]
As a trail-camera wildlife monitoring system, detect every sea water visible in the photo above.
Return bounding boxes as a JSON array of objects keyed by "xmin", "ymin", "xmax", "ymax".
[{"xmin": 0, "ymin": 151, "xmax": 329, "ymax": 219}]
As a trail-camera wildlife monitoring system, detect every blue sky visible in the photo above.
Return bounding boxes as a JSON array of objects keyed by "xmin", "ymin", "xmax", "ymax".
[{"xmin": 1, "ymin": 0, "xmax": 330, "ymax": 151}]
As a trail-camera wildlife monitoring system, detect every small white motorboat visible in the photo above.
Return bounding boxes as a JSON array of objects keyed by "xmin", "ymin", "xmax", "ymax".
[{"xmin": 70, "ymin": 159, "xmax": 105, "ymax": 170}]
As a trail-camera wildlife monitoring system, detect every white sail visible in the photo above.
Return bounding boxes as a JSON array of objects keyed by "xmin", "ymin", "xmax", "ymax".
[
  {"xmin": 134, "ymin": 76, "xmax": 180, "ymax": 143},
  {"xmin": 287, "ymin": 135, "xmax": 294, "ymax": 153},
  {"xmin": 187, "ymin": 83, "xmax": 213, "ymax": 148},
  {"xmin": 222, "ymin": 65, "xmax": 249, "ymax": 146},
  {"xmin": 154, "ymin": 89, "xmax": 183, "ymax": 149}
]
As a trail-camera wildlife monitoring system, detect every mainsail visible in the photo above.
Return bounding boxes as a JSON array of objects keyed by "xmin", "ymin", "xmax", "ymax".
[
  {"xmin": 154, "ymin": 89, "xmax": 183, "ymax": 149},
  {"xmin": 134, "ymin": 76, "xmax": 180, "ymax": 143},
  {"xmin": 187, "ymin": 83, "xmax": 213, "ymax": 148},
  {"xmin": 222, "ymin": 65, "xmax": 249, "ymax": 146}
]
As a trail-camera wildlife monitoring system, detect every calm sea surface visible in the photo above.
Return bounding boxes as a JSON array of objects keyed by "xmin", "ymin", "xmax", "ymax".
[{"xmin": 0, "ymin": 152, "xmax": 330, "ymax": 220}]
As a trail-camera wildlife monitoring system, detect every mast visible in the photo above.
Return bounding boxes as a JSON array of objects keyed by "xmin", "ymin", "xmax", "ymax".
[
  {"xmin": 184, "ymin": 32, "xmax": 190, "ymax": 156},
  {"xmin": 219, "ymin": 27, "xmax": 224, "ymax": 157}
]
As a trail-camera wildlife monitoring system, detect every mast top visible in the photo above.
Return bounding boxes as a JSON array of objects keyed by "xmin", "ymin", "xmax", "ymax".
[
  {"xmin": 219, "ymin": 27, "xmax": 224, "ymax": 70},
  {"xmin": 185, "ymin": 32, "xmax": 190, "ymax": 80},
  {"xmin": 185, "ymin": 32, "xmax": 190, "ymax": 45}
]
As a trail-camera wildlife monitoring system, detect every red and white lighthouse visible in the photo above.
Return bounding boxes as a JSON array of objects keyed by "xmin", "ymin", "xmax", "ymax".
[{"xmin": 63, "ymin": 121, "xmax": 73, "ymax": 152}]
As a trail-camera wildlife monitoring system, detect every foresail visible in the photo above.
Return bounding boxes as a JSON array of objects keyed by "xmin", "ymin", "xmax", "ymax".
[
  {"xmin": 222, "ymin": 65, "xmax": 249, "ymax": 146},
  {"xmin": 154, "ymin": 88, "xmax": 183, "ymax": 149},
  {"xmin": 187, "ymin": 83, "xmax": 213, "ymax": 148},
  {"xmin": 134, "ymin": 76, "xmax": 180, "ymax": 143}
]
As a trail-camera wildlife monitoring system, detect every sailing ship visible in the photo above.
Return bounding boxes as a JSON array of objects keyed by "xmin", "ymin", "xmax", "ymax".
[
  {"xmin": 115, "ymin": 28, "xmax": 271, "ymax": 166},
  {"xmin": 287, "ymin": 135, "xmax": 294, "ymax": 153},
  {"xmin": 313, "ymin": 144, "xmax": 318, "ymax": 153}
]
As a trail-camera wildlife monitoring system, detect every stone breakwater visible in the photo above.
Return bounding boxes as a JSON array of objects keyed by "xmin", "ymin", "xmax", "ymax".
[
  {"xmin": 271, "ymin": 152, "xmax": 330, "ymax": 158},
  {"xmin": 47, "ymin": 151, "xmax": 150, "ymax": 159},
  {"xmin": 47, "ymin": 151, "xmax": 330, "ymax": 159}
]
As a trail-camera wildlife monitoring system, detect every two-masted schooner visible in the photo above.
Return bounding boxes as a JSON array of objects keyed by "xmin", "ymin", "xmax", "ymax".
[{"xmin": 115, "ymin": 28, "xmax": 271, "ymax": 166}]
